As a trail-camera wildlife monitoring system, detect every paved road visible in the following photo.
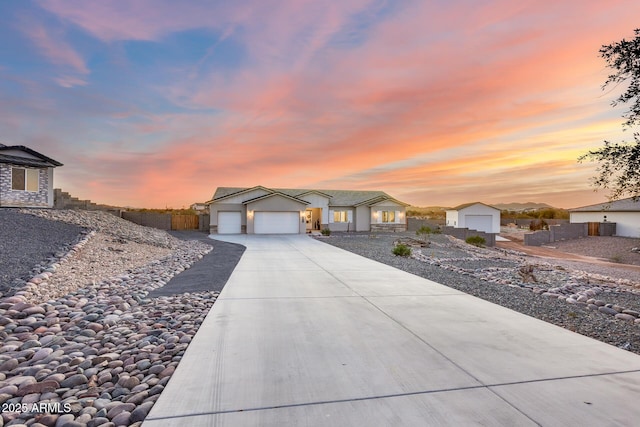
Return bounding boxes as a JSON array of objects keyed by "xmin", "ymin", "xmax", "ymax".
[
  {"xmin": 144, "ymin": 234, "xmax": 640, "ymax": 426},
  {"xmin": 146, "ymin": 231, "xmax": 245, "ymax": 297}
]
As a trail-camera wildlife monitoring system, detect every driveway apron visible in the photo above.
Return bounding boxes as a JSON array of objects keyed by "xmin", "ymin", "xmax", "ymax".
[{"xmin": 144, "ymin": 235, "xmax": 640, "ymax": 426}]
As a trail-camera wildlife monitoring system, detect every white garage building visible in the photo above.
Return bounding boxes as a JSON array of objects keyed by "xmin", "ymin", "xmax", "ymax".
[
  {"xmin": 569, "ymin": 197, "xmax": 640, "ymax": 238},
  {"xmin": 445, "ymin": 202, "xmax": 501, "ymax": 234},
  {"xmin": 208, "ymin": 186, "xmax": 409, "ymax": 235}
]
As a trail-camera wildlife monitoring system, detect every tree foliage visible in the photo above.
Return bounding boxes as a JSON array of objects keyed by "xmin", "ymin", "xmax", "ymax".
[
  {"xmin": 579, "ymin": 136, "xmax": 640, "ymax": 200},
  {"xmin": 600, "ymin": 29, "xmax": 640, "ymax": 127},
  {"xmin": 579, "ymin": 29, "xmax": 640, "ymax": 200}
]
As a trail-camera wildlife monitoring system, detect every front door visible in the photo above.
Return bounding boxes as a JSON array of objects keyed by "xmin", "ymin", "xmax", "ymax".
[{"xmin": 305, "ymin": 209, "xmax": 313, "ymax": 231}]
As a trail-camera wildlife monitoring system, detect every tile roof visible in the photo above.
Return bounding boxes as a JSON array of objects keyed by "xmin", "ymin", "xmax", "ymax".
[
  {"xmin": 210, "ymin": 186, "xmax": 408, "ymax": 206},
  {"xmin": 569, "ymin": 197, "xmax": 640, "ymax": 212}
]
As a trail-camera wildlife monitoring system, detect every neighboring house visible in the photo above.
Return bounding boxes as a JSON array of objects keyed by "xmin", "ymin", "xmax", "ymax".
[
  {"xmin": 189, "ymin": 202, "xmax": 209, "ymax": 213},
  {"xmin": 207, "ymin": 186, "xmax": 409, "ymax": 234},
  {"xmin": 569, "ymin": 197, "xmax": 640, "ymax": 238},
  {"xmin": 445, "ymin": 202, "xmax": 501, "ymax": 234},
  {"xmin": 0, "ymin": 144, "xmax": 63, "ymax": 208}
]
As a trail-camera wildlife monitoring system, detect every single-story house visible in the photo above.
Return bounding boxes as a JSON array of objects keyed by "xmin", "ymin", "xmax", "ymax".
[
  {"xmin": 445, "ymin": 202, "xmax": 501, "ymax": 234},
  {"xmin": 207, "ymin": 186, "xmax": 409, "ymax": 234},
  {"xmin": 0, "ymin": 144, "xmax": 63, "ymax": 208},
  {"xmin": 569, "ymin": 197, "xmax": 640, "ymax": 238}
]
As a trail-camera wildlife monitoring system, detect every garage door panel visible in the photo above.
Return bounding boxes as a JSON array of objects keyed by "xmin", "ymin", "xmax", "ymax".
[
  {"xmin": 255, "ymin": 212, "xmax": 299, "ymax": 234},
  {"xmin": 218, "ymin": 211, "xmax": 242, "ymax": 234},
  {"xmin": 465, "ymin": 215, "xmax": 492, "ymax": 233}
]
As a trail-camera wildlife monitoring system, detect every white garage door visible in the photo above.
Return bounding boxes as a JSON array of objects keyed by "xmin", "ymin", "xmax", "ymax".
[
  {"xmin": 218, "ymin": 211, "xmax": 242, "ymax": 234},
  {"xmin": 254, "ymin": 212, "xmax": 300, "ymax": 234},
  {"xmin": 465, "ymin": 215, "xmax": 493, "ymax": 233}
]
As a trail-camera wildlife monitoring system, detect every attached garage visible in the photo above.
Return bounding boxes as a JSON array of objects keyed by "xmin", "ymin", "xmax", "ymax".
[
  {"xmin": 218, "ymin": 211, "xmax": 242, "ymax": 234},
  {"xmin": 465, "ymin": 215, "xmax": 493, "ymax": 233},
  {"xmin": 254, "ymin": 212, "xmax": 300, "ymax": 234}
]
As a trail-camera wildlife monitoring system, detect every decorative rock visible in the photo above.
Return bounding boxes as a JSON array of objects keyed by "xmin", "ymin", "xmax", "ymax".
[
  {"xmin": 111, "ymin": 411, "xmax": 132, "ymax": 426},
  {"xmin": 129, "ymin": 402, "xmax": 154, "ymax": 423},
  {"xmin": 106, "ymin": 403, "xmax": 135, "ymax": 419},
  {"xmin": 60, "ymin": 374, "xmax": 88, "ymax": 388},
  {"xmin": 615, "ymin": 313, "xmax": 636, "ymax": 321},
  {"xmin": 16, "ymin": 380, "xmax": 59, "ymax": 396},
  {"xmin": 598, "ymin": 306, "xmax": 619, "ymax": 316}
]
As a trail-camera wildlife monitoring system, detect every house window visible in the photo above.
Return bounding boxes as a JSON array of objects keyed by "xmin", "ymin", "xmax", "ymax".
[
  {"xmin": 12, "ymin": 168, "xmax": 39, "ymax": 192},
  {"xmin": 333, "ymin": 211, "xmax": 348, "ymax": 223},
  {"xmin": 382, "ymin": 211, "xmax": 395, "ymax": 223}
]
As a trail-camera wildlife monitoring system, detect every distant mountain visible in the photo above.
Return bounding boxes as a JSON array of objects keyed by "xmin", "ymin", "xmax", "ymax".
[{"xmin": 493, "ymin": 202, "xmax": 554, "ymax": 211}]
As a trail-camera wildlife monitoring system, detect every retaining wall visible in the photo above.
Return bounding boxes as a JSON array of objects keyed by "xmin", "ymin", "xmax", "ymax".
[{"xmin": 441, "ymin": 226, "xmax": 496, "ymax": 247}]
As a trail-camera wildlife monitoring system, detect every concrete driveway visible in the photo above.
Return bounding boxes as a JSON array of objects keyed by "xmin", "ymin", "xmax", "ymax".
[{"xmin": 144, "ymin": 235, "xmax": 640, "ymax": 426}]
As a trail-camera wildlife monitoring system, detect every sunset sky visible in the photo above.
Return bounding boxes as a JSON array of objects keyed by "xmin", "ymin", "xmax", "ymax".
[{"xmin": 2, "ymin": 1, "xmax": 639, "ymax": 209}]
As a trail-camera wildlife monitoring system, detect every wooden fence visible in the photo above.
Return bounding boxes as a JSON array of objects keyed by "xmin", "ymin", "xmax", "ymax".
[
  {"xmin": 171, "ymin": 214, "xmax": 199, "ymax": 230},
  {"xmin": 588, "ymin": 222, "xmax": 600, "ymax": 236}
]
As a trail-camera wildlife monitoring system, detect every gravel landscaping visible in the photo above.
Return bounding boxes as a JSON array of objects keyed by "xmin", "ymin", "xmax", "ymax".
[
  {"xmin": 320, "ymin": 232, "xmax": 640, "ymax": 355},
  {"xmin": 0, "ymin": 210, "xmax": 87, "ymax": 297},
  {"xmin": 0, "ymin": 209, "xmax": 213, "ymax": 427}
]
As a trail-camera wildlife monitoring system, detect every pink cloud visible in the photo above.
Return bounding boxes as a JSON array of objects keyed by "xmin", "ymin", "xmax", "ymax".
[
  {"xmin": 40, "ymin": 0, "xmax": 640, "ymax": 208},
  {"xmin": 21, "ymin": 19, "xmax": 88, "ymax": 87}
]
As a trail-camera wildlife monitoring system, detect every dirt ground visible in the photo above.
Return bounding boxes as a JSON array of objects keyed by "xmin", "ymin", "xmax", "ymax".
[{"xmin": 498, "ymin": 227, "xmax": 640, "ymax": 271}]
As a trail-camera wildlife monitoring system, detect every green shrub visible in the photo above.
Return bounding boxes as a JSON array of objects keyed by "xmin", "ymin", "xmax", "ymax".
[
  {"xmin": 321, "ymin": 228, "xmax": 331, "ymax": 236},
  {"xmin": 465, "ymin": 235, "xmax": 486, "ymax": 247},
  {"xmin": 392, "ymin": 243, "xmax": 412, "ymax": 257}
]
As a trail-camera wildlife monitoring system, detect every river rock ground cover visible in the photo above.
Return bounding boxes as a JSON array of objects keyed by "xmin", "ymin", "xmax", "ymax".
[
  {"xmin": 0, "ymin": 209, "xmax": 213, "ymax": 427},
  {"xmin": 321, "ymin": 232, "xmax": 640, "ymax": 355}
]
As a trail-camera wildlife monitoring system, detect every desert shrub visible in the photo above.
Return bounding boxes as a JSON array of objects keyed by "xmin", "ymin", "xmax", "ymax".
[
  {"xmin": 392, "ymin": 243, "xmax": 412, "ymax": 257},
  {"xmin": 465, "ymin": 235, "xmax": 486, "ymax": 247},
  {"xmin": 416, "ymin": 226, "xmax": 432, "ymax": 241},
  {"xmin": 321, "ymin": 228, "xmax": 331, "ymax": 236},
  {"xmin": 529, "ymin": 219, "xmax": 548, "ymax": 231},
  {"xmin": 609, "ymin": 254, "xmax": 624, "ymax": 263}
]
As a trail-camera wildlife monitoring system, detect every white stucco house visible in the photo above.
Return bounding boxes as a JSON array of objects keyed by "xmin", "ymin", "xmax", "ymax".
[
  {"xmin": 569, "ymin": 197, "xmax": 640, "ymax": 238},
  {"xmin": 0, "ymin": 144, "xmax": 63, "ymax": 208},
  {"xmin": 207, "ymin": 186, "xmax": 409, "ymax": 234},
  {"xmin": 445, "ymin": 202, "xmax": 501, "ymax": 234}
]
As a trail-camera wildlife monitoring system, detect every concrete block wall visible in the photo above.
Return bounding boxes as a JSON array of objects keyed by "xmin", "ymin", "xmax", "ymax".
[
  {"xmin": 524, "ymin": 230, "xmax": 551, "ymax": 246},
  {"xmin": 551, "ymin": 223, "xmax": 587, "ymax": 241},
  {"xmin": 524, "ymin": 222, "xmax": 588, "ymax": 246},
  {"xmin": 121, "ymin": 212, "xmax": 172, "ymax": 230},
  {"xmin": 599, "ymin": 222, "xmax": 616, "ymax": 236},
  {"xmin": 407, "ymin": 218, "xmax": 446, "ymax": 232},
  {"xmin": 500, "ymin": 218, "xmax": 570, "ymax": 227},
  {"xmin": 199, "ymin": 214, "xmax": 210, "ymax": 232},
  {"xmin": 441, "ymin": 226, "xmax": 496, "ymax": 247}
]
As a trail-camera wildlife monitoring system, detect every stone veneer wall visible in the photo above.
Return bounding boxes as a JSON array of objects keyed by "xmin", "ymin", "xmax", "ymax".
[{"xmin": 0, "ymin": 164, "xmax": 50, "ymax": 207}]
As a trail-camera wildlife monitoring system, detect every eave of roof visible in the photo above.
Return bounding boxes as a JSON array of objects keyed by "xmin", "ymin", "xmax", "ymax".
[
  {"xmin": 0, "ymin": 145, "xmax": 63, "ymax": 167},
  {"xmin": 209, "ymin": 185, "xmax": 273, "ymax": 203},
  {"xmin": 569, "ymin": 197, "xmax": 640, "ymax": 212},
  {"xmin": 449, "ymin": 202, "xmax": 500, "ymax": 211},
  {"xmin": 0, "ymin": 153, "xmax": 60, "ymax": 168},
  {"xmin": 242, "ymin": 191, "xmax": 309, "ymax": 205}
]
